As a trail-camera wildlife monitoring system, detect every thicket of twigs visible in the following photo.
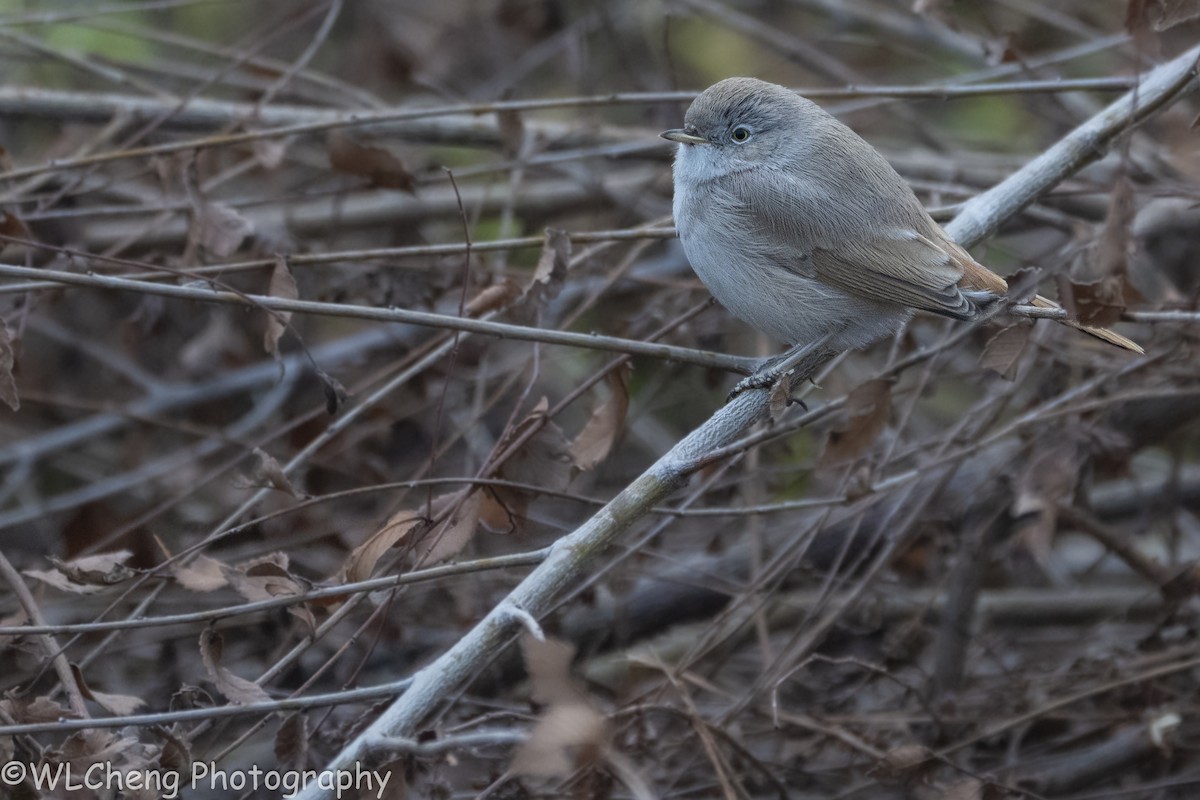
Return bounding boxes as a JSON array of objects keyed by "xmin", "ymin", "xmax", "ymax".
[{"xmin": 1, "ymin": 1, "xmax": 1199, "ymax": 798}]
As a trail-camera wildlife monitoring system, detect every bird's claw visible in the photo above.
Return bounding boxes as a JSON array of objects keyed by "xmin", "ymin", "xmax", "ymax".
[{"xmin": 727, "ymin": 367, "xmax": 787, "ymax": 402}]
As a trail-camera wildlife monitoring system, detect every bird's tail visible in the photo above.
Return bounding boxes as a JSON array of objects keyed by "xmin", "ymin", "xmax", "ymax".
[{"xmin": 1030, "ymin": 295, "xmax": 1144, "ymax": 354}]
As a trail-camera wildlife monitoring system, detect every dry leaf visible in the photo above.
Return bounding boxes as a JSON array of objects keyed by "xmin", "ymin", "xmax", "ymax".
[
  {"xmin": 27, "ymin": 550, "xmax": 136, "ymax": 593},
  {"xmin": 192, "ymin": 202, "xmax": 254, "ymax": 257},
  {"xmin": 0, "ymin": 695, "xmax": 77, "ymax": 724},
  {"xmin": 465, "ymin": 278, "xmax": 521, "ymax": 317},
  {"xmin": 522, "ymin": 634, "xmax": 580, "ymax": 706},
  {"xmin": 328, "ymin": 130, "xmax": 416, "ymax": 192},
  {"xmin": 223, "ymin": 553, "xmax": 304, "ymax": 603},
  {"xmin": 316, "ymin": 367, "xmax": 348, "ymax": 415},
  {"xmin": 275, "ymin": 713, "xmax": 308, "ymax": 771},
  {"xmin": 251, "ymin": 447, "xmax": 303, "ymax": 498},
  {"xmin": 980, "ymin": 325, "xmax": 1031, "ymax": 380},
  {"xmin": 172, "ymin": 554, "xmax": 228, "ymax": 592},
  {"xmin": 155, "ymin": 727, "xmax": 192, "ymax": 777},
  {"xmin": 485, "ymin": 397, "xmax": 574, "ymax": 532},
  {"xmin": 48, "ymin": 551, "xmax": 135, "ymax": 586},
  {"xmin": 768, "ymin": 376, "xmax": 790, "ymax": 420},
  {"xmin": 1070, "ymin": 176, "xmax": 1141, "ymax": 327},
  {"xmin": 23, "ymin": 568, "xmax": 108, "ymax": 594},
  {"xmin": 341, "ymin": 511, "xmax": 425, "ymax": 583},
  {"xmin": 525, "ymin": 229, "xmax": 570, "ymax": 308},
  {"xmin": 70, "ymin": 663, "xmax": 146, "ymax": 716},
  {"xmin": 1012, "ymin": 440, "xmax": 1083, "ymax": 567},
  {"xmin": 263, "ymin": 256, "xmax": 298, "ymax": 359},
  {"xmin": 569, "ymin": 367, "xmax": 629, "ymax": 471},
  {"xmin": 823, "ymin": 379, "xmax": 892, "ymax": 463},
  {"xmin": 199, "ymin": 627, "xmax": 271, "ymax": 705},
  {"xmin": 512, "ymin": 702, "xmax": 607, "ymax": 777},
  {"xmin": 419, "ymin": 490, "xmax": 483, "ymax": 566},
  {"xmin": 0, "ymin": 316, "xmax": 19, "ymax": 411},
  {"xmin": 512, "ymin": 634, "xmax": 606, "ymax": 778}
]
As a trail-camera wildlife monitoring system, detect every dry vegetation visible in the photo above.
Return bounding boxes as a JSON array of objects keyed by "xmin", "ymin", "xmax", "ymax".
[{"xmin": 1, "ymin": 1, "xmax": 1199, "ymax": 798}]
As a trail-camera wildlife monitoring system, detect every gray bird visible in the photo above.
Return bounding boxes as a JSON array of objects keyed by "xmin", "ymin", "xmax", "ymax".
[{"xmin": 662, "ymin": 77, "xmax": 1141, "ymax": 390}]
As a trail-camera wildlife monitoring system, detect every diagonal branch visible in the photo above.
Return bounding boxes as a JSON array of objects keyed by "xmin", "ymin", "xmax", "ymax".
[{"xmin": 294, "ymin": 44, "xmax": 1199, "ymax": 799}]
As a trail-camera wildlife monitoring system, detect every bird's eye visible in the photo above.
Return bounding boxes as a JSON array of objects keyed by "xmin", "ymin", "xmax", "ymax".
[{"xmin": 731, "ymin": 127, "xmax": 751, "ymax": 142}]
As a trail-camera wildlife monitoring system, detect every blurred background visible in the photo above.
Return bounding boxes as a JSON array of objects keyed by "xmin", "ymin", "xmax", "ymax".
[{"xmin": 0, "ymin": 1, "xmax": 1198, "ymax": 798}]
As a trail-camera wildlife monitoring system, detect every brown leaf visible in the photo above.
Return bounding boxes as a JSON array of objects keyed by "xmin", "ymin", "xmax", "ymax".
[
  {"xmin": 1013, "ymin": 440, "xmax": 1083, "ymax": 567},
  {"xmin": 154, "ymin": 727, "xmax": 192, "ymax": 776},
  {"xmin": 263, "ymin": 255, "xmax": 298, "ymax": 359},
  {"xmin": 486, "ymin": 397, "xmax": 574, "ymax": 532},
  {"xmin": 172, "ymin": 554, "xmax": 228, "ymax": 592},
  {"xmin": 154, "ymin": 729, "xmax": 192, "ymax": 777},
  {"xmin": 524, "ymin": 229, "xmax": 570, "ymax": 309},
  {"xmin": 250, "ymin": 447, "xmax": 303, "ymax": 498},
  {"xmin": 823, "ymin": 379, "xmax": 892, "ymax": 463},
  {"xmin": 0, "ymin": 316, "xmax": 19, "ymax": 411},
  {"xmin": 199, "ymin": 627, "xmax": 271, "ymax": 705},
  {"xmin": 0, "ymin": 695, "xmax": 77, "ymax": 724},
  {"xmin": 522, "ymin": 634, "xmax": 580, "ymax": 706},
  {"xmin": 1071, "ymin": 176, "xmax": 1140, "ymax": 327},
  {"xmin": 768, "ymin": 376, "xmax": 790, "ymax": 420},
  {"xmin": 419, "ymin": 490, "xmax": 483, "ymax": 566},
  {"xmin": 465, "ymin": 278, "xmax": 521, "ymax": 317},
  {"xmin": 24, "ymin": 568, "xmax": 110, "ymax": 594},
  {"xmin": 192, "ymin": 202, "xmax": 254, "ymax": 257},
  {"xmin": 511, "ymin": 702, "xmax": 607, "ymax": 777},
  {"xmin": 328, "ymin": 130, "xmax": 416, "ymax": 192},
  {"xmin": 569, "ymin": 367, "xmax": 630, "ymax": 471},
  {"xmin": 316, "ymin": 368, "xmax": 348, "ymax": 416},
  {"xmin": 49, "ymin": 551, "xmax": 135, "ymax": 585},
  {"xmin": 28, "ymin": 550, "xmax": 136, "ymax": 593},
  {"xmin": 69, "ymin": 663, "xmax": 146, "ymax": 716},
  {"xmin": 980, "ymin": 324, "xmax": 1031, "ymax": 381},
  {"xmin": 340, "ymin": 511, "xmax": 425, "ymax": 583},
  {"xmin": 223, "ymin": 553, "xmax": 304, "ymax": 603},
  {"xmin": 275, "ymin": 713, "xmax": 308, "ymax": 771},
  {"xmin": 512, "ymin": 634, "xmax": 607, "ymax": 778}
]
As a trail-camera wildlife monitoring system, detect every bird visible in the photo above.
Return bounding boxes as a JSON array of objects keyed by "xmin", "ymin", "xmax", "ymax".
[{"xmin": 661, "ymin": 77, "xmax": 1142, "ymax": 392}]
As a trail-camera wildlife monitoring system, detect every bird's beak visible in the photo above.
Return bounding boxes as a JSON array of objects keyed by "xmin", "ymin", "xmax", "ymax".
[{"xmin": 660, "ymin": 128, "xmax": 708, "ymax": 145}]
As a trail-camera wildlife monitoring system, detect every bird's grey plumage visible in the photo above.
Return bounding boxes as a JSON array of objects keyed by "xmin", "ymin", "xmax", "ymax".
[{"xmin": 667, "ymin": 77, "xmax": 976, "ymax": 352}]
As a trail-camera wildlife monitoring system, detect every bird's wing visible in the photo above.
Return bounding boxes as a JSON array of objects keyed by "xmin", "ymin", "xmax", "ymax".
[
  {"xmin": 726, "ymin": 168, "xmax": 973, "ymax": 319},
  {"xmin": 810, "ymin": 230, "xmax": 973, "ymax": 319}
]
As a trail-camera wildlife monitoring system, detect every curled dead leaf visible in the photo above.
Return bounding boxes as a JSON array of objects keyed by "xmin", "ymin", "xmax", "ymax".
[
  {"xmin": 328, "ymin": 130, "xmax": 416, "ymax": 192},
  {"xmin": 69, "ymin": 663, "xmax": 146, "ymax": 716},
  {"xmin": 512, "ymin": 634, "xmax": 607, "ymax": 778},
  {"xmin": 199, "ymin": 627, "xmax": 272, "ymax": 705},
  {"xmin": 980, "ymin": 324, "xmax": 1031, "ymax": 381},
  {"xmin": 484, "ymin": 397, "xmax": 574, "ymax": 532},
  {"xmin": 26, "ymin": 550, "xmax": 136, "ymax": 593},
  {"xmin": 263, "ymin": 256, "xmax": 298, "ymax": 360},
  {"xmin": 191, "ymin": 202, "xmax": 254, "ymax": 257},
  {"xmin": 419, "ymin": 490, "xmax": 483, "ymax": 566},
  {"xmin": 823, "ymin": 379, "xmax": 892, "ymax": 463},
  {"xmin": 569, "ymin": 367, "xmax": 629, "ymax": 472},
  {"xmin": 250, "ymin": 447, "xmax": 304, "ymax": 498},
  {"xmin": 172, "ymin": 554, "xmax": 228, "ymax": 592},
  {"xmin": 341, "ymin": 510, "xmax": 425, "ymax": 583}
]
